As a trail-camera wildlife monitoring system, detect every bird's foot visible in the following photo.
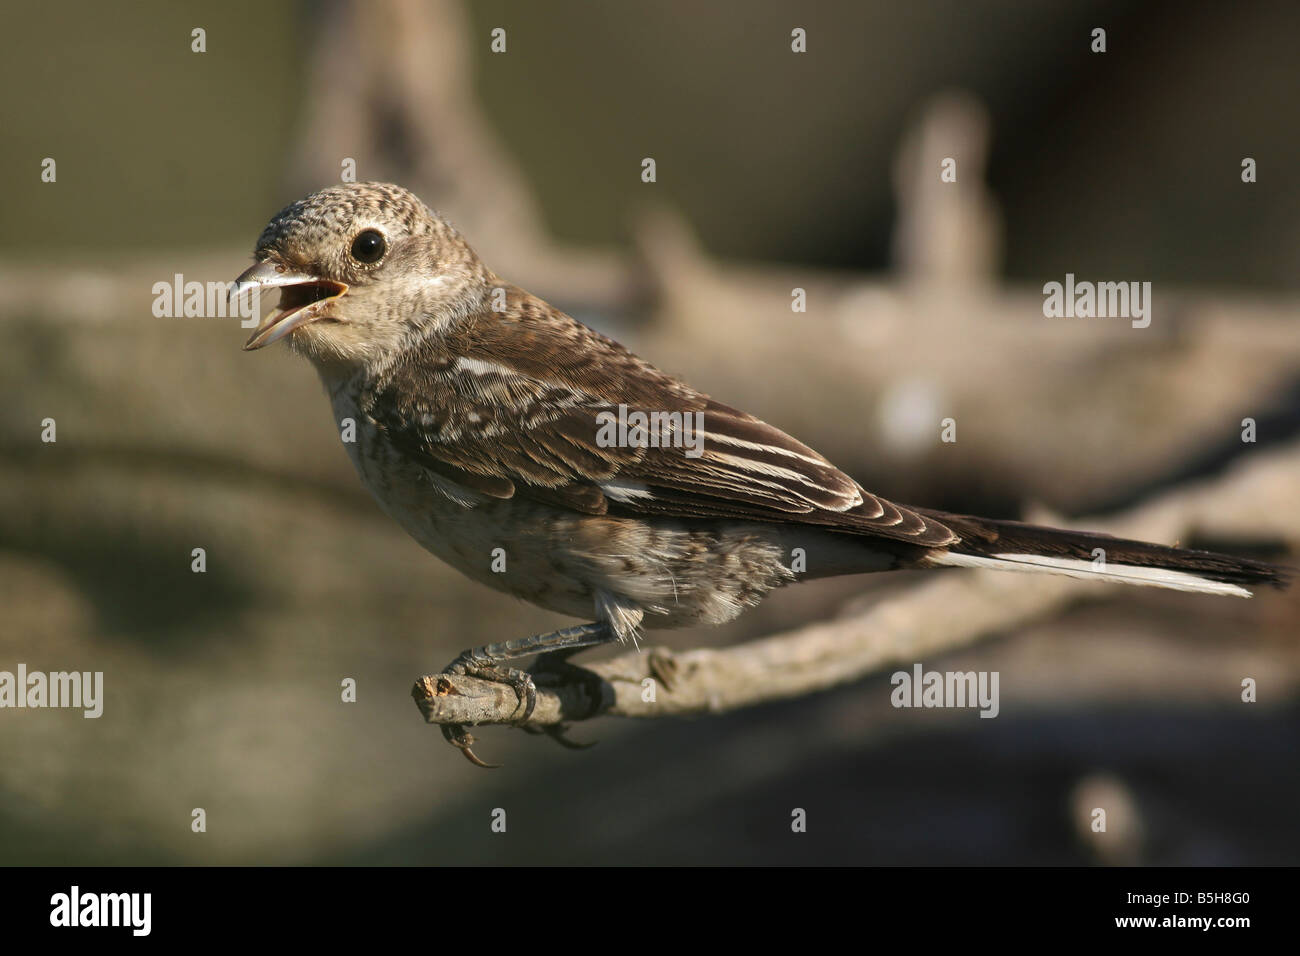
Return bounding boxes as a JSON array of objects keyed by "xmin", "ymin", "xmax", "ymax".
[
  {"xmin": 440, "ymin": 655, "xmax": 538, "ymax": 767},
  {"xmin": 436, "ymin": 623, "xmax": 615, "ymax": 767},
  {"xmin": 446, "ymin": 654, "xmax": 538, "ymax": 723}
]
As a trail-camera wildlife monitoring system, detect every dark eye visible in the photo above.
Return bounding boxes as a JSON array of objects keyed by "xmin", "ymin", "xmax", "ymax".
[{"xmin": 349, "ymin": 229, "xmax": 387, "ymax": 264}]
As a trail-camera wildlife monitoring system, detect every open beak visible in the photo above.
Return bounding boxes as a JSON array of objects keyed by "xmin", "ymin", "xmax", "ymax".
[{"xmin": 233, "ymin": 260, "xmax": 348, "ymax": 351}]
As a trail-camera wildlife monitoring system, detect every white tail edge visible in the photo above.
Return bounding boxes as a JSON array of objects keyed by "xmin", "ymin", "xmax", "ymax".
[{"xmin": 932, "ymin": 551, "xmax": 1253, "ymax": 598}]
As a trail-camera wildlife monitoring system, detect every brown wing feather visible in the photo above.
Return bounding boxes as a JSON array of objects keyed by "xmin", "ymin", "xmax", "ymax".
[{"xmin": 361, "ymin": 289, "xmax": 957, "ymax": 547}]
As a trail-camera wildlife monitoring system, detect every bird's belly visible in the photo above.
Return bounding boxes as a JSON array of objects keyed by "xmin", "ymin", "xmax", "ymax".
[
  {"xmin": 327, "ymin": 383, "xmax": 601, "ymax": 617},
  {"xmin": 328, "ymin": 384, "xmax": 796, "ymax": 628}
]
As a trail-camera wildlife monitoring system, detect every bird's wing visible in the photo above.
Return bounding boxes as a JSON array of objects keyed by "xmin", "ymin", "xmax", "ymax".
[{"xmin": 360, "ymin": 292, "xmax": 957, "ymax": 548}]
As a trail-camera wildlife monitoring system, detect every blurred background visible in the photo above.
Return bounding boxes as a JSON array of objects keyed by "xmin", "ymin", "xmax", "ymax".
[{"xmin": 2, "ymin": 0, "xmax": 1298, "ymax": 865}]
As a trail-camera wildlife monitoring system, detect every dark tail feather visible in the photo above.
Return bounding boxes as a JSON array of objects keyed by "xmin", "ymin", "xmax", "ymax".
[{"xmin": 917, "ymin": 511, "xmax": 1290, "ymax": 597}]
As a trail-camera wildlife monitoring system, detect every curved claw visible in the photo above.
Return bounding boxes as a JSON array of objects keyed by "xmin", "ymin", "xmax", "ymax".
[
  {"xmin": 441, "ymin": 723, "xmax": 501, "ymax": 769},
  {"xmin": 517, "ymin": 675, "xmax": 537, "ymax": 724}
]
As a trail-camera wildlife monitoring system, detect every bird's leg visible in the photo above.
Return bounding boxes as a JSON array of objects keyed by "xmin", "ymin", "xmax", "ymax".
[
  {"xmin": 446, "ymin": 621, "xmax": 614, "ymax": 716},
  {"xmin": 441, "ymin": 622, "xmax": 614, "ymax": 766}
]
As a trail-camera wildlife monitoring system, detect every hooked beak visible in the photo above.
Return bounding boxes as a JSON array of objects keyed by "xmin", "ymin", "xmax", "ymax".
[{"xmin": 233, "ymin": 260, "xmax": 348, "ymax": 351}]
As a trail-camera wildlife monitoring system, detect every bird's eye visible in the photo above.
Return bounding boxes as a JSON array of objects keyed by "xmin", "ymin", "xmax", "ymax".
[{"xmin": 349, "ymin": 229, "xmax": 387, "ymax": 264}]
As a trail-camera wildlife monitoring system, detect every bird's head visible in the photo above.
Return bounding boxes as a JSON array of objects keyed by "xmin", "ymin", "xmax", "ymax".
[{"xmin": 235, "ymin": 182, "xmax": 489, "ymax": 367}]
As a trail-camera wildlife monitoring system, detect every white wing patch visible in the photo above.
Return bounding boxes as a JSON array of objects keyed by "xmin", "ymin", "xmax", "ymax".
[
  {"xmin": 455, "ymin": 356, "xmax": 511, "ymax": 377},
  {"xmin": 601, "ymin": 480, "xmax": 656, "ymax": 503}
]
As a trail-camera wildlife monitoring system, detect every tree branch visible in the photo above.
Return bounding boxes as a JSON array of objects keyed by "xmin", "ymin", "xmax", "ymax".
[{"xmin": 413, "ymin": 442, "xmax": 1299, "ymax": 730}]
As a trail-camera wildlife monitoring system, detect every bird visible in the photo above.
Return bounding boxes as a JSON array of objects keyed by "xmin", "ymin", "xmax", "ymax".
[{"xmin": 235, "ymin": 182, "xmax": 1288, "ymax": 765}]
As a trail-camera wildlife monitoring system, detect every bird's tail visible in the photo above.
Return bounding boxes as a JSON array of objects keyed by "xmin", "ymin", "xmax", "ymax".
[{"xmin": 917, "ymin": 511, "xmax": 1289, "ymax": 598}]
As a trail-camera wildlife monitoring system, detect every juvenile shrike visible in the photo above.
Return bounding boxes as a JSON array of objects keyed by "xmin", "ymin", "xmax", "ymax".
[{"xmin": 236, "ymin": 182, "xmax": 1287, "ymax": 764}]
